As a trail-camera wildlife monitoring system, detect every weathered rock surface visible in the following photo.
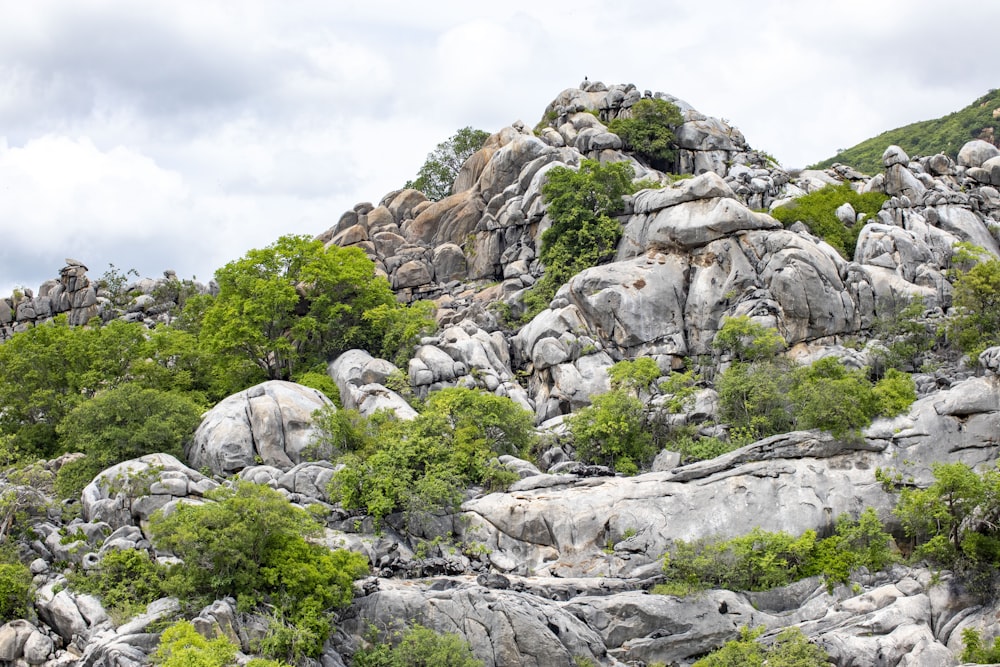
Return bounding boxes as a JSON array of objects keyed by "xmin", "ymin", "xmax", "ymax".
[{"xmin": 186, "ymin": 380, "xmax": 332, "ymax": 474}]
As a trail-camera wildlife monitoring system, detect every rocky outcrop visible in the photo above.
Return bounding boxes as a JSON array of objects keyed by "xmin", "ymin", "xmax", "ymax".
[
  {"xmin": 10, "ymin": 85, "xmax": 1000, "ymax": 667},
  {"xmin": 1, "ymin": 262, "xmax": 210, "ymax": 341},
  {"xmin": 186, "ymin": 380, "xmax": 332, "ymax": 475}
]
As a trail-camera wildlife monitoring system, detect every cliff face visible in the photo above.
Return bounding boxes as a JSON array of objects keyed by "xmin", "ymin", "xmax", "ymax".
[{"xmin": 6, "ymin": 82, "xmax": 1000, "ymax": 667}]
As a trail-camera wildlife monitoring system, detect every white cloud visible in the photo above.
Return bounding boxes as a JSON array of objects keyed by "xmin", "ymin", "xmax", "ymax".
[{"xmin": 1, "ymin": 0, "xmax": 999, "ymax": 298}]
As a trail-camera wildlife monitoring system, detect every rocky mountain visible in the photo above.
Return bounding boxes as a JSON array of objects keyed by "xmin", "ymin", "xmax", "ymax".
[{"xmin": 4, "ymin": 80, "xmax": 1000, "ymax": 667}]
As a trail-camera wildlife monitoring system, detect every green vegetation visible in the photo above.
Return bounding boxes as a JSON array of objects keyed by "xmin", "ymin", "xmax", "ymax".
[
  {"xmin": 406, "ymin": 127, "xmax": 491, "ymax": 201},
  {"xmin": 69, "ymin": 549, "xmax": 169, "ymax": 622},
  {"xmin": 811, "ymin": 88, "xmax": 1000, "ymax": 175},
  {"xmin": 606, "ymin": 357, "xmax": 661, "ymax": 394},
  {"xmin": 200, "ymin": 234, "xmax": 417, "ymax": 385},
  {"xmin": 961, "ymin": 627, "xmax": 1000, "ymax": 664},
  {"xmin": 770, "ymin": 182, "xmax": 889, "ymax": 258},
  {"xmin": 327, "ymin": 387, "xmax": 534, "ymax": 527},
  {"xmin": 522, "ymin": 159, "xmax": 636, "ymax": 318},
  {"xmin": 148, "ymin": 482, "xmax": 369, "ymax": 661},
  {"xmin": 872, "ymin": 296, "xmax": 937, "ymax": 372},
  {"xmin": 713, "ymin": 317, "xmax": 915, "ymax": 442},
  {"xmin": 152, "ymin": 620, "xmax": 239, "ymax": 667},
  {"xmin": 890, "ymin": 462, "xmax": 1000, "ymax": 585},
  {"xmin": 657, "ymin": 508, "xmax": 895, "ymax": 596},
  {"xmin": 608, "ymin": 97, "xmax": 684, "ymax": 170},
  {"xmin": 566, "ymin": 358, "xmax": 666, "ymax": 475},
  {"xmin": 946, "ymin": 245, "xmax": 1000, "ymax": 357},
  {"xmin": 0, "ymin": 558, "xmax": 33, "ymax": 622},
  {"xmin": 693, "ymin": 626, "xmax": 829, "ymax": 667},
  {"xmin": 353, "ymin": 624, "xmax": 483, "ymax": 667},
  {"xmin": 568, "ymin": 389, "xmax": 653, "ymax": 475},
  {"xmin": 54, "ymin": 384, "xmax": 203, "ymax": 499},
  {"xmin": 0, "ymin": 317, "xmax": 211, "ymax": 463}
]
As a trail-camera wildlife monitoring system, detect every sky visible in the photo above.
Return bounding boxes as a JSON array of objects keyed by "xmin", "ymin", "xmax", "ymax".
[{"xmin": 1, "ymin": 0, "xmax": 998, "ymax": 298}]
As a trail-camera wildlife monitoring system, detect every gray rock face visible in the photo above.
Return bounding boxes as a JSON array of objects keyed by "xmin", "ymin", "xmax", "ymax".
[
  {"xmin": 329, "ymin": 349, "xmax": 417, "ymax": 419},
  {"xmin": 187, "ymin": 381, "xmax": 332, "ymax": 475},
  {"xmin": 81, "ymin": 453, "xmax": 217, "ymax": 529},
  {"xmin": 338, "ymin": 579, "xmax": 609, "ymax": 667},
  {"xmin": 957, "ymin": 139, "xmax": 1000, "ymax": 168}
]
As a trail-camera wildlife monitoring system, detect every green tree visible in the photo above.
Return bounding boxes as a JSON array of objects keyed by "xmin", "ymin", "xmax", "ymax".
[
  {"xmin": 659, "ymin": 510, "xmax": 895, "ymax": 596},
  {"xmin": 872, "ymin": 296, "xmax": 936, "ymax": 372},
  {"xmin": 406, "ymin": 127, "xmax": 490, "ymax": 201},
  {"xmin": 607, "ymin": 357, "xmax": 661, "ymax": 395},
  {"xmin": 892, "ymin": 462, "xmax": 998, "ymax": 565},
  {"xmin": 152, "ymin": 620, "xmax": 238, "ymax": 667},
  {"xmin": 68, "ymin": 549, "xmax": 169, "ymax": 621},
  {"xmin": 54, "ymin": 383, "xmax": 203, "ymax": 499},
  {"xmin": 712, "ymin": 316, "xmax": 786, "ymax": 362},
  {"xmin": 149, "ymin": 481, "xmax": 368, "ymax": 660},
  {"xmin": 788, "ymin": 357, "xmax": 879, "ymax": 439},
  {"xmin": 608, "ymin": 97, "xmax": 684, "ymax": 169},
  {"xmin": 523, "ymin": 159, "xmax": 635, "ymax": 317},
  {"xmin": 716, "ymin": 358, "xmax": 792, "ymax": 441},
  {"xmin": 362, "ymin": 300, "xmax": 437, "ymax": 367},
  {"xmin": 568, "ymin": 389, "xmax": 654, "ymax": 475},
  {"xmin": 947, "ymin": 253, "xmax": 1000, "ymax": 357},
  {"xmin": 961, "ymin": 627, "xmax": 1000, "ymax": 664},
  {"xmin": 199, "ymin": 235, "xmax": 415, "ymax": 383}
]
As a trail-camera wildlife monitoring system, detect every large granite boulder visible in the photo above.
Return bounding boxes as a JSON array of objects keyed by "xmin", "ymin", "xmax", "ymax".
[{"xmin": 186, "ymin": 381, "xmax": 332, "ymax": 475}]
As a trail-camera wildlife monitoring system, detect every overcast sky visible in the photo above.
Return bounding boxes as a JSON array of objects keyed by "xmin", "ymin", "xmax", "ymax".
[{"xmin": 2, "ymin": 0, "xmax": 998, "ymax": 298}]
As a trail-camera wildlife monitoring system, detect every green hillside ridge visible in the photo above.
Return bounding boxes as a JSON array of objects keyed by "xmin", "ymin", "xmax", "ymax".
[{"xmin": 811, "ymin": 88, "xmax": 1000, "ymax": 175}]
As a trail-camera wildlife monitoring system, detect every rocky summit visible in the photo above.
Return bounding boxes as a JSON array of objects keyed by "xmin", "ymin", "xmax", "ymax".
[{"xmin": 4, "ymin": 81, "xmax": 1000, "ymax": 667}]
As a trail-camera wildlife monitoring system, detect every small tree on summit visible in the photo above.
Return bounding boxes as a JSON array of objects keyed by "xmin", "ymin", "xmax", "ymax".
[
  {"xmin": 609, "ymin": 97, "xmax": 683, "ymax": 170},
  {"xmin": 406, "ymin": 127, "xmax": 490, "ymax": 201}
]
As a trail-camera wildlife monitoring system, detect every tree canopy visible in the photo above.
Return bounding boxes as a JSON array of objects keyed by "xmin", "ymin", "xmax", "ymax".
[
  {"xmin": 406, "ymin": 127, "xmax": 490, "ymax": 201},
  {"xmin": 197, "ymin": 235, "xmax": 431, "ymax": 385}
]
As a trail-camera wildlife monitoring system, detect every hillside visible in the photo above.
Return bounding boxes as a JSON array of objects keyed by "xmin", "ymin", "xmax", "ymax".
[
  {"xmin": 3, "ymin": 81, "xmax": 1000, "ymax": 667},
  {"xmin": 811, "ymin": 88, "xmax": 1000, "ymax": 175}
]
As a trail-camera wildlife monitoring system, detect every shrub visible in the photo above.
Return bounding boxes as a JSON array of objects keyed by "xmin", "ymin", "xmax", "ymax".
[
  {"xmin": 693, "ymin": 626, "xmax": 829, "ymax": 667},
  {"xmin": 712, "ymin": 316, "xmax": 785, "ymax": 362},
  {"xmin": 788, "ymin": 357, "xmax": 879, "ymax": 439},
  {"xmin": 947, "ymin": 252, "xmax": 1000, "ymax": 357},
  {"xmin": 659, "ymin": 510, "xmax": 895, "ymax": 595},
  {"xmin": 607, "ymin": 357, "xmax": 661, "ymax": 395},
  {"xmin": 0, "ymin": 561, "xmax": 33, "ymax": 622},
  {"xmin": 892, "ymin": 462, "xmax": 1000, "ymax": 569},
  {"xmin": 770, "ymin": 182, "xmax": 888, "ymax": 258},
  {"xmin": 872, "ymin": 296, "xmax": 936, "ymax": 371},
  {"xmin": 56, "ymin": 382, "xmax": 203, "ymax": 470},
  {"xmin": 149, "ymin": 481, "xmax": 368, "ymax": 660},
  {"xmin": 961, "ymin": 627, "xmax": 1000, "ymax": 664},
  {"xmin": 68, "ymin": 549, "xmax": 169, "ymax": 621},
  {"xmin": 716, "ymin": 359, "xmax": 793, "ymax": 441},
  {"xmin": 152, "ymin": 620, "xmax": 238, "ymax": 667},
  {"xmin": 522, "ymin": 159, "xmax": 635, "ymax": 319},
  {"xmin": 328, "ymin": 388, "xmax": 534, "ymax": 527},
  {"xmin": 663, "ymin": 433, "xmax": 738, "ymax": 464},
  {"xmin": 353, "ymin": 624, "xmax": 483, "ymax": 667},
  {"xmin": 608, "ymin": 98, "xmax": 684, "ymax": 169}
]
